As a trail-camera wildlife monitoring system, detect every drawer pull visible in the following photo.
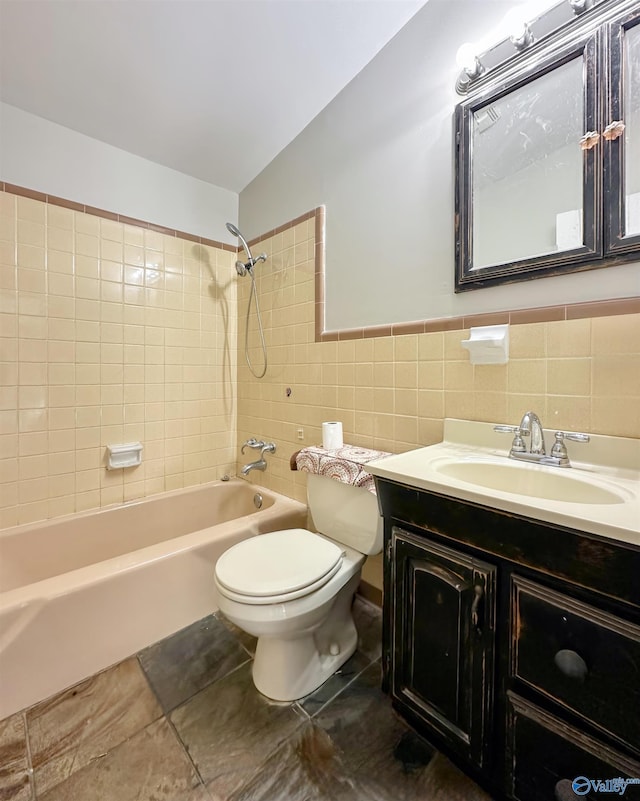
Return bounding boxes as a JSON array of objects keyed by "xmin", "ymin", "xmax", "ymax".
[
  {"xmin": 555, "ymin": 779, "xmax": 577, "ymax": 800},
  {"xmin": 554, "ymin": 649, "xmax": 588, "ymax": 680}
]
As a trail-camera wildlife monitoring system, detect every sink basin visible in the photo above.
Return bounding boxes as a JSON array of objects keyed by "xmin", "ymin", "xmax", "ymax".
[
  {"xmin": 365, "ymin": 420, "xmax": 640, "ymax": 544},
  {"xmin": 434, "ymin": 460, "xmax": 628, "ymax": 505}
]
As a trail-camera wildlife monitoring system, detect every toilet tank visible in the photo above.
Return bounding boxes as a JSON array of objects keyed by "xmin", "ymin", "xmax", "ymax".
[{"xmin": 306, "ymin": 473, "xmax": 383, "ymax": 555}]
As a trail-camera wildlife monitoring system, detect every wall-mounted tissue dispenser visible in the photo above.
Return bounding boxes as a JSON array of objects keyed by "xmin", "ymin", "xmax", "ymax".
[{"xmin": 461, "ymin": 324, "xmax": 509, "ymax": 365}]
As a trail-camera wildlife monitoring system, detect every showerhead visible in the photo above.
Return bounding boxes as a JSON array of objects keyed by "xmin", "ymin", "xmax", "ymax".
[
  {"xmin": 226, "ymin": 222, "xmax": 252, "ymax": 259},
  {"xmin": 226, "ymin": 222, "xmax": 267, "ymax": 277}
]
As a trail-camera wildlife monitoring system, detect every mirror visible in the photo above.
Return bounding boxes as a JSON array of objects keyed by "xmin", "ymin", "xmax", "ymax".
[
  {"xmin": 624, "ymin": 21, "xmax": 640, "ymax": 237},
  {"xmin": 456, "ymin": 2, "xmax": 640, "ymax": 291},
  {"xmin": 472, "ymin": 57, "xmax": 584, "ymax": 269},
  {"xmin": 455, "ymin": 30, "xmax": 602, "ymax": 290}
]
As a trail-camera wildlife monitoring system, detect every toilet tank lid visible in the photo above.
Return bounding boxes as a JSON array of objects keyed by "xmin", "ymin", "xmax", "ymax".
[
  {"xmin": 215, "ymin": 528, "xmax": 344, "ymax": 597},
  {"xmin": 295, "ymin": 445, "xmax": 392, "ymax": 494}
]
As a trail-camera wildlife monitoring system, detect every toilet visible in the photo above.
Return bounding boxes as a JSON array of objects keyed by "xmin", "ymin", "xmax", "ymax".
[{"xmin": 214, "ymin": 472, "xmax": 383, "ymax": 701}]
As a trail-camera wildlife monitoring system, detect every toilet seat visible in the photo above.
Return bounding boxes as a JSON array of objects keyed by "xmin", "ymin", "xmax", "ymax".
[{"xmin": 215, "ymin": 528, "xmax": 345, "ymax": 605}]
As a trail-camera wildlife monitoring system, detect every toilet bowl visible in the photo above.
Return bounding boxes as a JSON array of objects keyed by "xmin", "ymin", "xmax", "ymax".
[{"xmin": 214, "ymin": 471, "xmax": 382, "ymax": 701}]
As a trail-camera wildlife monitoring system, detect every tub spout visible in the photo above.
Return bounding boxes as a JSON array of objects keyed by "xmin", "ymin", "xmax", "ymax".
[
  {"xmin": 241, "ymin": 458, "xmax": 267, "ymax": 476},
  {"xmin": 241, "ymin": 441, "xmax": 276, "ymax": 476}
]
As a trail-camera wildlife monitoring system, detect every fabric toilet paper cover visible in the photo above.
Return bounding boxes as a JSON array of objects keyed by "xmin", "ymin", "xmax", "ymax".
[{"xmin": 295, "ymin": 444, "xmax": 391, "ymax": 494}]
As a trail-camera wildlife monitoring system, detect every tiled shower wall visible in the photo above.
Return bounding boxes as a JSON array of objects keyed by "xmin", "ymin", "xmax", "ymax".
[
  {"xmin": 236, "ymin": 215, "xmax": 640, "ymax": 506},
  {"xmin": 0, "ymin": 190, "xmax": 237, "ymax": 528}
]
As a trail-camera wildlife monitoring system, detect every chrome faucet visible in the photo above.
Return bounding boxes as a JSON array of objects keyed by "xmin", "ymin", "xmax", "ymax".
[
  {"xmin": 518, "ymin": 410, "xmax": 546, "ymax": 455},
  {"xmin": 494, "ymin": 412, "xmax": 589, "ymax": 468},
  {"xmin": 240, "ymin": 439, "xmax": 276, "ymax": 476}
]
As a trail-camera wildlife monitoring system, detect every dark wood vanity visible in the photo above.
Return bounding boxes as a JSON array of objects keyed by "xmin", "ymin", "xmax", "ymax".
[{"xmin": 376, "ymin": 478, "xmax": 640, "ymax": 800}]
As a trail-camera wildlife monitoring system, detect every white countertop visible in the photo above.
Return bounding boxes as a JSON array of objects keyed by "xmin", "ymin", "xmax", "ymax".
[{"xmin": 366, "ymin": 420, "xmax": 640, "ymax": 547}]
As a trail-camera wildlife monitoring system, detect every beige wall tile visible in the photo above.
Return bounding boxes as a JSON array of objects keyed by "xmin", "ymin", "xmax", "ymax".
[
  {"xmin": 547, "ymin": 358, "xmax": 592, "ymax": 396},
  {"xmin": 17, "ymin": 196, "xmax": 45, "ymax": 224},
  {"xmin": 3, "ymin": 194, "xmax": 639, "ymax": 533},
  {"xmin": 591, "ymin": 314, "xmax": 640, "ymax": 355},
  {"xmin": 592, "ymin": 354, "xmax": 640, "ymax": 397},
  {"xmin": 509, "ymin": 322, "xmax": 545, "ymax": 359},
  {"xmin": 592, "ymin": 396, "xmax": 640, "ymax": 438},
  {"xmin": 547, "ymin": 318, "xmax": 591, "ymax": 357},
  {"xmin": 508, "ymin": 360, "xmax": 546, "ymax": 395},
  {"xmin": 546, "ymin": 395, "xmax": 591, "ymax": 433}
]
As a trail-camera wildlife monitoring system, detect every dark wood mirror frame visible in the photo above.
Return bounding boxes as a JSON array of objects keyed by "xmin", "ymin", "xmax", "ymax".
[{"xmin": 454, "ymin": 0, "xmax": 640, "ymax": 292}]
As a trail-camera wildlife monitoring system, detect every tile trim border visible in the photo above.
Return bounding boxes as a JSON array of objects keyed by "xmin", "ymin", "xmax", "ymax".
[
  {"xmin": 1, "ymin": 181, "xmax": 237, "ymax": 252},
  {"xmin": 319, "ymin": 295, "xmax": 640, "ymax": 341},
  {"xmin": 4, "ymin": 183, "xmax": 638, "ymax": 335}
]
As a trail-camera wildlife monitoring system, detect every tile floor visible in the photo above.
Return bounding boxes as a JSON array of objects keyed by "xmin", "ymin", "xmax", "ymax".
[{"xmin": 0, "ymin": 596, "xmax": 493, "ymax": 801}]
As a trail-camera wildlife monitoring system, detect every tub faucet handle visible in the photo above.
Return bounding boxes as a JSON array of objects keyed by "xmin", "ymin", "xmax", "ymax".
[{"xmin": 242, "ymin": 438, "xmax": 265, "ymax": 454}]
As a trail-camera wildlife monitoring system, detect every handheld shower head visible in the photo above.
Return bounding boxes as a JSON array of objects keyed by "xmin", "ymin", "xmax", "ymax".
[
  {"xmin": 225, "ymin": 222, "xmax": 269, "ymax": 379},
  {"xmin": 226, "ymin": 222, "xmax": 253, "ymax": 261},
  {"xmin": 226, "ymin": 222, "xmax": 267, "ymax": 277}
]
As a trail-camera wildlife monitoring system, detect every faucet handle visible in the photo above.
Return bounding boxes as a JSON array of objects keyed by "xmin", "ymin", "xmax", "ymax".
[
  {"xmin": 550, "ymin": 431, "xmax": 590, "ymax": 460},
  {"xmin": 493, "ymin": 424, "xmax": 526, "ymax": 453},
  {"xmin": 564, "ymin": 432, "xmax": 590, "ymax": 443},
  {"xmin": 242, "ymin": 438, "xmax": 264, "ymax": 454},
  {"xmin": 260, "ymin": 442, "xmax": 276, "ymax": 455}
]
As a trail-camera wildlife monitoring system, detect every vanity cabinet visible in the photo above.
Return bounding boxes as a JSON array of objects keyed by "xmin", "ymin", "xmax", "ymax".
[{"xmin": 378, "ymin": 479, "xmax": 640, "ymax": 800}]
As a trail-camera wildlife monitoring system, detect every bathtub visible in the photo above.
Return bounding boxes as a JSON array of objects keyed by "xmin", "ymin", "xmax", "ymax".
[{"xmin": 0, "ymin": 479, "xmax": 307, "ymax": 720}]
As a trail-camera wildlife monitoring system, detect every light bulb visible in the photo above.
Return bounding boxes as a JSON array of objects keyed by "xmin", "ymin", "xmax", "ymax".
[
  {"xmin": 456, "ymin": 43, "xmax": 479, "ymax": 73},
  {"xmin": 503, "ymin": 7, "xmax": 529, "ymax": 40}
]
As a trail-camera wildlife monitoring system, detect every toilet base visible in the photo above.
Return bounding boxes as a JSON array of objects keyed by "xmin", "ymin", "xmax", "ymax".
[{"xmin": 251, "ymin": 573, "xmax": 360, "ymax": 702}]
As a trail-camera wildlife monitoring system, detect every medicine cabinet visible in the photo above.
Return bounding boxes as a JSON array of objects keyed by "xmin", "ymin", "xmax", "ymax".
[{"xmin": 455, "ymin": 0, "xmax": 640, "ymax": 290}]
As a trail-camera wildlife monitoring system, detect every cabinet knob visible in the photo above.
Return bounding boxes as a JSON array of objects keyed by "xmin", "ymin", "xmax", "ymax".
[
  {"xmin": 554, "ymin": 649, "xmax": 588, "ymax": 680},
  {"xmin": 603, "ymin": 120, "xmax": 625, "ymax": 141},
  {"xmin": 579, "ymin": 130, "xmax": 600, "ymax": 150}
]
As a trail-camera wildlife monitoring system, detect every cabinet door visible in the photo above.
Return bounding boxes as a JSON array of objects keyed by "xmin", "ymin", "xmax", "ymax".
[
  {"xmin": 606, "ymin": 7, "xmax": 640, "ymax": 254},
  {"xmin": 390, "ymin": 527, "xmax": 496, "ymax": 767}
]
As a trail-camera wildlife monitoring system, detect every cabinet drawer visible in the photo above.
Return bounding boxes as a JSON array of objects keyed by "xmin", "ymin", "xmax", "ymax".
[
  {"xmin": 507, "ymin": 693, "xmax": 640, "ymax": 801},
  {"xmin": 511, "ymin": 575, "xmax": 640, "ymax": 752}
]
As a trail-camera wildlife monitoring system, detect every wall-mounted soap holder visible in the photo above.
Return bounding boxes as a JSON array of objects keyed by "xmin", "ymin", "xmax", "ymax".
[
  {"xmin": 106, "ymin": 442, "xmax": 143, "ymax": 470},
  {"xmin": 461, "ymin": 324, "xmax": 509, "ymax": 365}
]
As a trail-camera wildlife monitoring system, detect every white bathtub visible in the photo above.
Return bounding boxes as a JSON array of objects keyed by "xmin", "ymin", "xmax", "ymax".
[{"xmin": 0, "ymin": 479, "xmax": 307, "ymax": 719}]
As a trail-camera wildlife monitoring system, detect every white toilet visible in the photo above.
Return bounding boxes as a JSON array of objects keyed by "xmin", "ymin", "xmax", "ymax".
[{"xmin": 214, "ymin": 472, "xmax": 383, "ymax": 701}]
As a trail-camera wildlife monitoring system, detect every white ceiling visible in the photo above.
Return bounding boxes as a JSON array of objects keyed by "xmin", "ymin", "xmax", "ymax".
[{"xmin": 0, "ymin": 0, "xmax": 428, "ymax": 193}]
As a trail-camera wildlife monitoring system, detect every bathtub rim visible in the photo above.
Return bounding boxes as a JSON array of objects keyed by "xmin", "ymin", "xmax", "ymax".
[{"xmin": 0, "ymin": 478, "xmax": 307, "ymax": 608}]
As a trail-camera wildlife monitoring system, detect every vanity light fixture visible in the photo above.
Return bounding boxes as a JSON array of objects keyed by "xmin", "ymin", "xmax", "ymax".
[
  {"xmin": 454, "ymin": 0, "xmax": 603, "ymax": 94},
  {"xmin": 510, "ymin": 21, "xmax": 535, "ymax": 51},
  {"xmin": 455, "ymin": 43, "xmax": 485, "ymax": 95},
  {"xmin": 569, "ymin": 0, "xmax": 595, "ymax": 14},
  {"xmin": 455, "ymin": 56, "xmax": 485, "ymax": 94}
]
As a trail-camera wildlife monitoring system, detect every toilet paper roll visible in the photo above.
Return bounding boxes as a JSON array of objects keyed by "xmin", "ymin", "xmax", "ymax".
[{"xmin": 322, "ymin": 421, "xmax": 343, "ymax": 450}]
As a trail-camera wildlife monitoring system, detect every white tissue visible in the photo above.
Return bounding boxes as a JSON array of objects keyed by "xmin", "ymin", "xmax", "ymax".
[
  {"xmin": 322, "ymin": 421, "xmax": 343, "ymax": 450},
  {"xmin": 626, "ymin": 191, "xmax": 640, "ymax": 236},
  {"xmin": 555, "ymin": 208, "xmax": 582, "ymax": 251}
]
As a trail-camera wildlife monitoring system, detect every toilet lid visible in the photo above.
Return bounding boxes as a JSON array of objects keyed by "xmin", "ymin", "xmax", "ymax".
[{"xmin": 215, "ymin": 528, "xmax": 344, "ymax": 599}]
